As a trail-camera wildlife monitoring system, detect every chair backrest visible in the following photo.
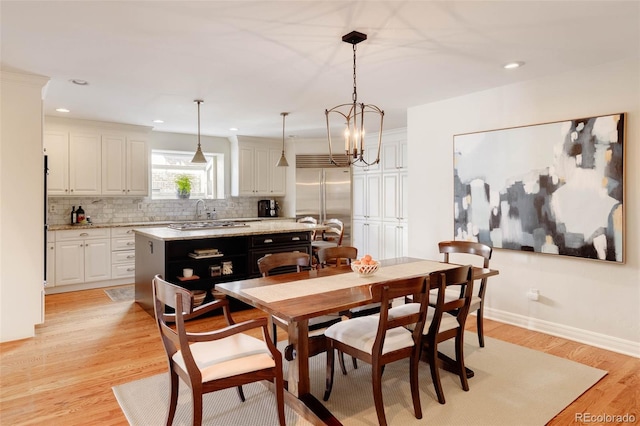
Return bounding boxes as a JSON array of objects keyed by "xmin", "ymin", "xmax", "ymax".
[
  {"xmin": 152, "ymin": 275, "xmax": 195, "ymax": 361},
  {"xmin": 257, "ymin": 252, "xmax": 311, "ymax": 276},
  {"xmin": 370, "ymin": 276, "xmax": 429, "ymax": 354},
  {"xmin": 298, "ymin": 216, "xmax": 318, "ymax": 240},
  {"xmin": 317, "ymin": 246, "xmax": 357, "ymax": 267},
  {"xmin": 439, "ymin": 241, "xmax": 491, "ymax": 299},
  {"xmin": 320, "ymin": 218, "xmax": 344, "ymax": 245},
  {"xmin": 426, "ymin": 265, "xmax": 473, "ymax": 336}
]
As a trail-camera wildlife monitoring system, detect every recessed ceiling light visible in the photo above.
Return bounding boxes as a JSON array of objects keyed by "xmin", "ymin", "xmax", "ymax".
[
  {"xmin": 503, "ymin": 61, "xmax": 525, "ymax": 70},
  {"xmin": 152, "ymin": 119, "xmax": 164, "ymax": 124},
  {"xmin": 229, "ymin": 127, "xmax": 239, "ymax": 132},
  {"xmin": 69, "ymin": 79, "xmax": 89, "ymax": 85},
  {"xmin": 56, "ymin": 108, "xmax": 70, "ymax": 113}
]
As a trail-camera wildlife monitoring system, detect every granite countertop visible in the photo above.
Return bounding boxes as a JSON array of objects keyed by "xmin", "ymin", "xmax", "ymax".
[
  {"xmin": 49, "ymin": 217, "xmax": 293, "ymax": 231},
  {"xmin": 132, "ymin": 221, "xmax": 327, "ymax": 241}
]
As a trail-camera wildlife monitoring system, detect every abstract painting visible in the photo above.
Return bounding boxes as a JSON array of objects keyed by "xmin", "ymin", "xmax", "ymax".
[{"xmin": 453, "ymin": 113, "xmax": 625, "ymax": 262}]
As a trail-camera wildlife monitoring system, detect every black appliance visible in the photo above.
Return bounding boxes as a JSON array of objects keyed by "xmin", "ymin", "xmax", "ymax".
[{"xmin": 258, "ymin": 199, "xmax": 278, "ymax": 217}]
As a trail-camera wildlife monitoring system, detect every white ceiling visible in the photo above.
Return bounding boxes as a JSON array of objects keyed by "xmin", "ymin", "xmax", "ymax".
[{"xmin": 2, "ymin": 1, "xmax": 639, "ymax": 139}]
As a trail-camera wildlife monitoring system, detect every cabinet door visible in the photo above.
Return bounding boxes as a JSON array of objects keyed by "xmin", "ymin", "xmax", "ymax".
[
  {"xmin": 46, "ymin": 242, "xmax": 56, "ymax": 287},
  {"xmin": 352, "ymin": 219, "xmax": 366, "ymax": 255},
  {"xmin": 352, "ymin": 174, "xmax": 367, "ymax": 220},
  {"xmin": 382, "ymin": 222, "xmax": 408, "ymax": 260},
  {"xmin": 269, "ymin": 148, "xmax": 286, "ymax": 195},
  {"xmin": 55, "ymin": 241, "xmax": 84, "ymax": 285},
  {"xmin": 101, "ymin": 134, "xmax": 127, "ymax": 195},
  {"xmin": 382, "ymin": 139, "xmax": 408, "ymax": 171},
  {"xmin": 382, "ymin": 173, "xmax": 400, "ymax": 222},
  {"xmin": 365, "ymin": 221, "xmax": 382, "ymax": 260},
  {"xmin": 238, "ymin": 145, "xmax": 255, "ymax": 195},
  {"xmin": 44, "ymin": 131, "xmax": 69, "ymax": 195},
  {"xmin": 365, "ymin": 173, "xmax": 382, "ymax": 221},
  {"xmin": 69, "ymin": 133, "xmax": 101, "ymax": 195},
  {"xmin": 253, "ymin": 146, "xmax": 270, "ymax": 195},
  {"xmin": 84, "ymin": 238, "xmax": 111, "ymax": 282},
  {"xmin": 127, "ymin": 138, "xmax": 149, "ymax": 195}
]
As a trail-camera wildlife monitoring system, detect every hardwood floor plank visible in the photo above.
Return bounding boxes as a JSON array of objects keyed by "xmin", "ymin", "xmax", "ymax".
[{"xmin": 0, "ymin": 287, "xmax": 638, "ymax": 425}]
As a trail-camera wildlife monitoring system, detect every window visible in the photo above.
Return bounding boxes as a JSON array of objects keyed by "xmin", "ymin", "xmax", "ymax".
[{"xmin": 151, "ymin": 150, "xmax": 223, "ymax": 200}]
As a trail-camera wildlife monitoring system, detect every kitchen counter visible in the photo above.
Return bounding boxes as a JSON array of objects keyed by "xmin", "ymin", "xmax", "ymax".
[
  {"xmin": 132, "ymin": 220, "xmax": 326, "ymax": 241},
  {"xmin": 49, "ymin": 217, "xmax": 293, "ymax": 231}
]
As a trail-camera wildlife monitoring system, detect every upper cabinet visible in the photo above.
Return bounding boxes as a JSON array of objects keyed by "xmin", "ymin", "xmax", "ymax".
[
  {"xmin": 44, "ymin": 117, "xmax": 151, "ymax": 197},
  {"xmin": 45, "ymin": 131, "xmax": 101, "ymax": 195},
  {"xmin": 102, "ymin": 135, "xmax": 148, "ymax": 196},
  {"xmin": 231, "ymin": 136, "xmax": 286, "ymax": 197}
]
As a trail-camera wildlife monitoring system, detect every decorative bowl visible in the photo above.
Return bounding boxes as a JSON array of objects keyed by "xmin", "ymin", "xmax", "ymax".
[
  {"xmin": 192, "ymin": 290, "xmax": 207, "ymax": 307},
  {"xmin": 351, "ymin": 261, "xmax": 380, "ymax": 276}
]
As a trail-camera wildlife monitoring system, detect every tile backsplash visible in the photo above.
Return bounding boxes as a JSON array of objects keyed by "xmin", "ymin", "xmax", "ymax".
[{"xmin": 47, "ymin": 196, "xmax": 276, "ymax": 226}]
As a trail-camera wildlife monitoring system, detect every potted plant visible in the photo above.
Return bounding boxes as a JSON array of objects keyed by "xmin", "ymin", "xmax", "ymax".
[{"xmin": 175, "ymin": 174, "xmax": 192, "ymax": 199}]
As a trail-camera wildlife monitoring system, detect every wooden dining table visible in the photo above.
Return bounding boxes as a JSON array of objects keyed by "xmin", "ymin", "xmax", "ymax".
[{"xmin": 216, "ymin": 256, "xmax": 499, "ymax": 400}]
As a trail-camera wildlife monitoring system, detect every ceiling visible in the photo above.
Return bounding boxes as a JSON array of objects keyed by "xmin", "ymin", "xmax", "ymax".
[{"xmin": 2, "ymin": 1, "xmax": 639, "ymax": 140}]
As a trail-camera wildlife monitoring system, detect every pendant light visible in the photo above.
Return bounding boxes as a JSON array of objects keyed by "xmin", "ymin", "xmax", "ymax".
[
  {"xmin": 276, "ymin": 112, "xmax": 289, "ymax": 167},
  {"xmin": 325, "ymin": 31, "xmax": 384, "ymax": 167},
  {"xmin": 191, "ymin": 99, "xmax": 207, "ymax": 163}
]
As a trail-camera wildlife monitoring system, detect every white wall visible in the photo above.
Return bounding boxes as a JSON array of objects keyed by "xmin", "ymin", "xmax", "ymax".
[
  {"xmin": 407, "ymin": 58, "xmax": 639, "ymax": 356},
  {"xmin": 0, "ymin": 69, "xmax": 50, "ymax": 342}
]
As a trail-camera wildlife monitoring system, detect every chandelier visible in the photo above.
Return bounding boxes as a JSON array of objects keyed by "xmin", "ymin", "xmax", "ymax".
[
  {"xmin": 191, "ymin": 99, "xmax": 207, "ymax": 163},
  {"xmin": 326, "ymin": 31, "xmax": 384, "ymax": 167}
]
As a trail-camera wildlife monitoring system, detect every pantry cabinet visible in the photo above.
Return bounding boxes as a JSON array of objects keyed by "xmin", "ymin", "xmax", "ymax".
[
  {"xmin": 55, "ymin": 229, "xmax": 111, "ymax": 286},
  {"xmin": 102, "ymin": 135, "xmax": 149, "ymax": 196}
]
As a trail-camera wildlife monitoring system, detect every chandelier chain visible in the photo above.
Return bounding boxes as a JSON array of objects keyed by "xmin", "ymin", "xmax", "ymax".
[{"xmin": 352, "ymin": 44, "xmax": 358, "ymax": 103}]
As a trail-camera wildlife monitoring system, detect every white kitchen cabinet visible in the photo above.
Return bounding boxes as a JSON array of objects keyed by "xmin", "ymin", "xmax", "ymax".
[
  {"xmin": 382, "ymin": 171, "xmax": 408, "ymax": 222},
  {"xmin": 352, "ymin": 219, "xmax": 382, "ymax": 260},
  {"xmin": 46, "ymin": 231, "xmax": 56, "ymax": 288},
  {"xmin": 269, "ymin": 148, "xmax": 286, "ymax": 196},
  {"xmin": 352, "ymin": 172, "xmax": 381, "ymax": 221},
  {"xmin": 55, "ymin": 229, "xmax": 110, "ymax": 286},
  {"xmin": 69, "ymin": 132, "xmax": 102, "ymax": 195},
  {"xmin": 381, "ymin": 137, "xmax": 408, "ymax": 172},
  {"xmin": 382, "ymin": 222, "xmax": 408, "ymax": 260},
  {"xmin": 236, "ymin": 141, "xmax": 284, "ymax": 196},
  {"xmin": 111, "ymin": 227, "xmax": 136, "ymax": 279},
  {"xmin": 44, "ymin": 131, "xmax": 69, "ymax": 195},
  {"xmin": 102, "ymin": 135, "xmax": 149, "ymax": 196}
]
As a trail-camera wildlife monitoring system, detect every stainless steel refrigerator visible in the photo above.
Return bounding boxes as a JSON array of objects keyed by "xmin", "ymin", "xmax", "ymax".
[{"xmin": 295, "ymin": 155, "xmax": 352, "ymax": 245}]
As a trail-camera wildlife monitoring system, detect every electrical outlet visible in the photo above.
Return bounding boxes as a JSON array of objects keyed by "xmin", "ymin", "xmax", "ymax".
[
  {"xmin": 137, "ymin": 203, "xmax": 143, "ymax": 210},
  {"xmin": 527, "ymin": 288, "xmax": 540, "ymax": 301},
  {"xmin": 49, "ymin": 204, "xmax": 56, "ymax": 213}
]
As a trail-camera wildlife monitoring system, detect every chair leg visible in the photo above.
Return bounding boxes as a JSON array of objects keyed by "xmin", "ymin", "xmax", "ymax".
[
  {"xmin": 477, "ymin": 307, "xmax": 485, "ymax": 347},
  {"xmin": 409, "ymin": 352, "xmax": 423, "ymax": 420},
  {"xmin": 352, "ymin": 356, "xmax": 358, "ymax": 369},
  {"xmin": 455, "ymin": 333, "xmax": 470, "ymax": 392},
  {"xmin": 426, "ymin": 343, "xmax": 446, "ymax": 404},
  {"xmin": 274, "ymin": 368, "xmax": 286, "ymax": 426},
  {"xmin": 166, "ymin": 371, "xmax": 179, "ymax": 426},
  {"xmin": 338, "ymin": 350, "xmax": 347, "ymax": 375},
  {"xmin": 236, "ymin": 385, "xmax": 245, "ymax": 402},
  {"xmin": 371, "ymin": 363, "xmax": 388, "ymax": 426},
  {"xmin": 192, "ymin": 390, "xmax": 203, "ymax": 426},
  {"xmin": 323, "ymin": 347, "xmax": 335, "ymax": 401}
]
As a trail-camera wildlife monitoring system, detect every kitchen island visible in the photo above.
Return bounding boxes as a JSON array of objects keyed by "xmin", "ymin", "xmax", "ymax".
[{"xmin": 134, "ymin": 221, "xmax": 324, "ymax": 316}]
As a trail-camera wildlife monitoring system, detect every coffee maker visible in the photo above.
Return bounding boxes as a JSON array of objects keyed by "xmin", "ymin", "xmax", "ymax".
[{"xmin": 258, "ymin": 199, "xmax": 278, "ymax": 217}]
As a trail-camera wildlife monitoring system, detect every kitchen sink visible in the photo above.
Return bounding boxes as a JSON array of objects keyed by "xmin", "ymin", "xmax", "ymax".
[{"xmin": 168, "ymin": 221, "xmax": 249, "ymax": 231}]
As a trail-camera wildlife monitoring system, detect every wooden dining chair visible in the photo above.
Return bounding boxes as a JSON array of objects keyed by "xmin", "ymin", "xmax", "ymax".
[
  {"xmin": 322, "ymin": 276, "xmax": 430, "ymax": 426},
  {"xmin": 311, "ymin": 218, "xmax": 344, "ymax": 264},
  {"xmin": 297, "ymin": 216, "xmax": 318, "ymax": 241},
  {"xmin": 152, "ymin": 275, "xmax": 285, "ymax": 426},
  {"xmin": 437, "ymin": 241, "xmax": 492, "ymax": 347},
  {"xmin": 257, "ymin": 252, "xmax": 341, "ymax": 360},
  {"xmin": 391, "ymin": 265, "xmax": 474, "ymax": 404}
]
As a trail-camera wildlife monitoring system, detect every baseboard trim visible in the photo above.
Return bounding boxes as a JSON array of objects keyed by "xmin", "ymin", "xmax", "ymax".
[{"xmin": 483, "ymin": 308, "xmax": 640, "ymax": 358}]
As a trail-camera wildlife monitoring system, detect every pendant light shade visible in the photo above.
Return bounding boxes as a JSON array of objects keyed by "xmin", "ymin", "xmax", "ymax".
[
  {"xmin": 191, "ymin": 99, "xmax": 207, "ymax": 163},
  {"xmin": 276, "ymin": 112, "xmax": 289, "ymax": 167},
  {"xmin": 326, "ymin": 31, "xmax": 384, "ymax": 167}
]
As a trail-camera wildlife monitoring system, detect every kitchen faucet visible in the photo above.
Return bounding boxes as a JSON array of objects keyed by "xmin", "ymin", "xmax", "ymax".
[{"xmin": 195, "ymin": 199, "xmax": 207, "ymax": 220}]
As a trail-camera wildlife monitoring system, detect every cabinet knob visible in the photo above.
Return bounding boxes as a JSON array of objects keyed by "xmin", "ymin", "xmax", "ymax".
[
  {"xmin": 264, "ymin": 239, "xmax": 273, "ymax": 244},
  {"xmin": 127, "ymin": 242, "xmax": 135, "ymax": 246},
  {"xmin": 126, "ymin": 255, "xmax": 135, "ymax": 259}
]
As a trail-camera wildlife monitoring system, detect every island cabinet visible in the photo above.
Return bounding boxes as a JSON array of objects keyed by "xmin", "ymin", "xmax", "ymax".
[{"xmin": 134, "ymin": 229, "xmax": 312, "ymax": 316}]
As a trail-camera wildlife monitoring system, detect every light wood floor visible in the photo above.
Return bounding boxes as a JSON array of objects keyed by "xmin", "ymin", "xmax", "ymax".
[{"xmin": 1, "ymin": 286, "xmax": 638, "ymax": 425}]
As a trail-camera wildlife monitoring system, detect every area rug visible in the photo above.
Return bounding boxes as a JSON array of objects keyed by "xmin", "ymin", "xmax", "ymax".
[
  {"xmin": 104, "ymin": 285, "xmax": 134, "ymax": 302},
  {"xmin": 113, "ymin": 334, "xmax": 606, "ymax": 425}
]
